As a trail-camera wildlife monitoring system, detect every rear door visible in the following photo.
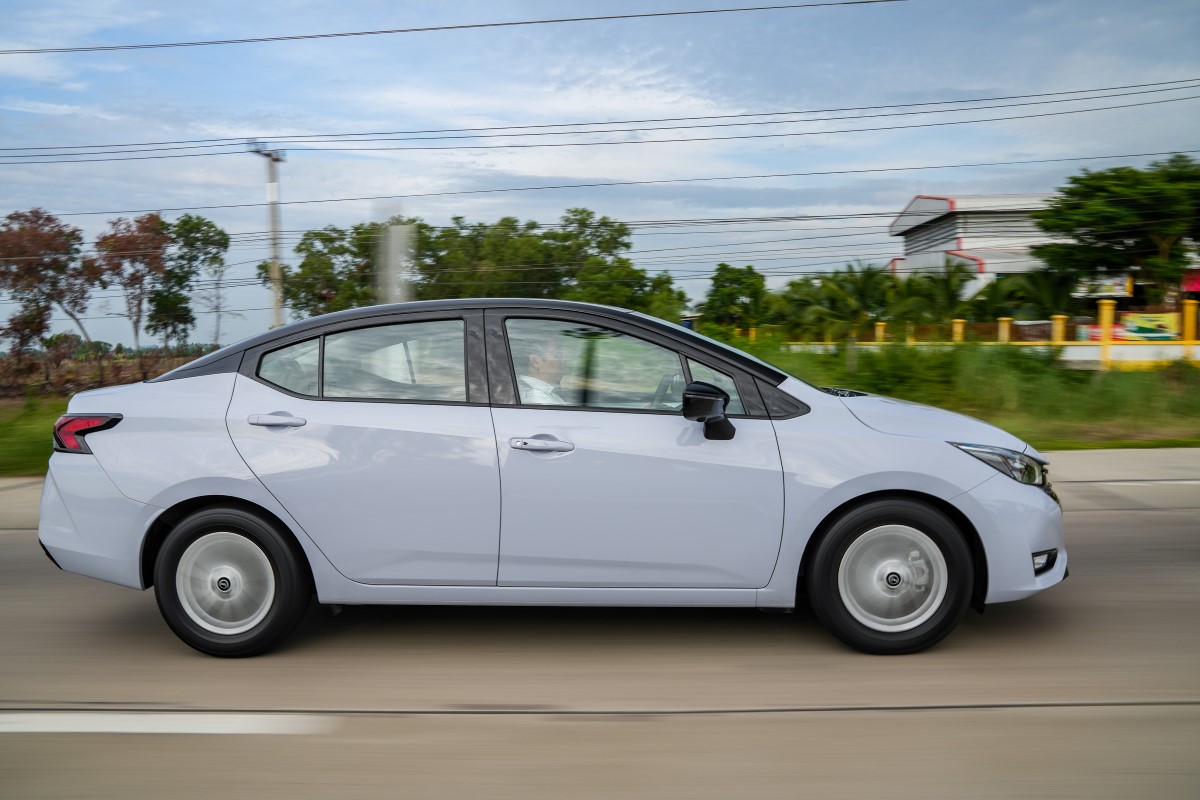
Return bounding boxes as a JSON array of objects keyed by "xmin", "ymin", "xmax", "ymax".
[{"xmin": 226, "ymin": 312, "xmax": 501, "ymax": 585}]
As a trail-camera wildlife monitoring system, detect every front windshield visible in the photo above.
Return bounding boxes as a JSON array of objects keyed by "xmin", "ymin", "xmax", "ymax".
[{"xmin": 628, "ymin": 311, "xmax": 814, "ymax": 388}]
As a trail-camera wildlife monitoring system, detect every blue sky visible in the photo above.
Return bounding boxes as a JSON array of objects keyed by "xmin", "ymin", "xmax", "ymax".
[{"xmin": 3, "ymin": 0, "xmax": 1199, "ymax": 345}]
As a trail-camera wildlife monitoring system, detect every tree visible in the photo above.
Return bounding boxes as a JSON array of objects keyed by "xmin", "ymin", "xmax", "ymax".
[
  {"xmin": 95, "ymin": 213, "xmax": 171, "ymax": 377},
  {"xmin": 1033, "ymin": 155, "xmax": 1196, "ymax": 304},
  {"xmin": 165, "ymin": 214, "xmax": 230, "ymax": 345},
  {"xmin": 701, "ymin": 264, "xmax": 766, "ymax": 328},
  {"xmin": 560, "ymin": 257, "xmax": 688, "ymax": 321},
  {"xmin": 1011, "ymin": 270, "xmax": 1080, "ymax": 320},
  {"xmin": 805, "ymin": 262, "xmax": 893, "ymax": 370},
  {"xmin": 0, "ymin": 208, "xmax": 105, "ymax": 348},
  {"xmin": 415, "ymin": 209, "xmax": 634, "ymax": 301},
  {"xmin": 260, "ymin": 222, "xmax": 382, "ymax": 318}
]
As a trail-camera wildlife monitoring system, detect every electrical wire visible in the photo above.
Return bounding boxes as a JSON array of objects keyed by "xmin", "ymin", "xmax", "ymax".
[
  {"xmin": 9, "ymin": 78, "xmax": 1195, "ymax": 153},
  {"xmin": 7, "ymin": 93, "xmax": 1198, "ymax": 164},
  {"xmin": 9, "ymin": 81, "xmax": 1199, "ymax": 159},
  {"xmin": 0, "ymin": 1, "xmax": 903, "ymax": 55},
  {"xmin": 41, "ymin": 149, "xmax": 1200, "ymax": 216}
]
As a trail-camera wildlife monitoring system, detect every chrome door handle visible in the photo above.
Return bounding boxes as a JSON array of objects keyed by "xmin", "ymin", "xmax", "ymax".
[
  {"xmin": 248, "ymin": 414, "xmax": 307, "ymax": 428},
  {"xmin": 509, "ymin": 437, "xmax": 574, "ymax": 452}
]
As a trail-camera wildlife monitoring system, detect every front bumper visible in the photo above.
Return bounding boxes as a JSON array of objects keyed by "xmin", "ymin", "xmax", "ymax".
[{"xmin": 956, "ymin": 474, "xmax": 1068, "ymax": 604}]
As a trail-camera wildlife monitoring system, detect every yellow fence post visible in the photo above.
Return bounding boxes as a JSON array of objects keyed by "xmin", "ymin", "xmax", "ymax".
[
  {"xmin": 997, "ymin": 317, "xmax": 1012, "ymax": 344},
  {"xmin": 875, "ymin": 321, "xmax": 887, "ymax": 343},
  {"xmin": 952, "ymin": 319, "xmax": 965, "ymax": 342},
  {"xmin": 1098, "ymin": 299, "xmax": 1116, "ymax": 371},
  {"xmin": 749, "ymin": 327, "xmax": 757, "ymax": 342},
  {"xmin": 1183, "ymin": 299, "xmax": 1198, "ymax": 362},
  {"xmin": 906, "ymin": 323, "xmax": 915, "ymax": 345},
  {"xmin": 1051, "ymin": 314, "xmax": 1067, "ymax": 344}
]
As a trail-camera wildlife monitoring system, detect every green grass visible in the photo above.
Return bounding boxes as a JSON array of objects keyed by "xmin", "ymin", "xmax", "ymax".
[
  {"xmin": 1, "ymin": 346, "xmax": 1197, "ymax": 477},
  {"xmin": 0, "ymin": 396, "xmax": 69, "ymax": 477},
  {"xmin": 741, "ymin": 340, "xmax": 1200, "ymax": 451}
]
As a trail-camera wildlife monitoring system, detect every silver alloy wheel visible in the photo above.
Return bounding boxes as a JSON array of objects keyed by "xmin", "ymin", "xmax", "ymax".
[
  {"xmin": 176, "ymin": 531, "xmax": 276, "ymax": 635},
  {"xmin": 837, "ymin": 524, "xmax": 948, "ymax": 633}
]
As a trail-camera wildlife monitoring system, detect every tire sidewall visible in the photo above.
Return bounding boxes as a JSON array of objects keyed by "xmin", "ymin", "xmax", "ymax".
[
  {"xmin": 809, "ymin": 499, "xmax": 973, "ymax": 655},
  {"xmin": 154, "ymin": 507, "xmax": 308, "ymax": 657}
]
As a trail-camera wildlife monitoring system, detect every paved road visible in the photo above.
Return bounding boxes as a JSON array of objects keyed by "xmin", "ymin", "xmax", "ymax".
[{"xmin": 1, "ymin": 451, "xmax": 1197, "ymax": 798}]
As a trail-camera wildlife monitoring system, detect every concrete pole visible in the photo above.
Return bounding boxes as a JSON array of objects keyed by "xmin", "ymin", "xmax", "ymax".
[
  {"xmin": 249, "ymin": 141, "xmax": 287, "ymax": 328},
  {"xmin": 1098, "ymin": 299, "xmax": 1116, "ymax": 371},
  {"xmin": 1051, "ymin": 315, "xmax": 1068, "ymax": 344},
  {"xmin": 1182, "ymin": 298, "xmax": 1198, "ymax": 362},
  {"xmin": 998, "ymin": 317, "xmax": 1013, "ymax": 344}
]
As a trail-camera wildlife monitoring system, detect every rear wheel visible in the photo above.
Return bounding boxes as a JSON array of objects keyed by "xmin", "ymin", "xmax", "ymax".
[
  {"xmin": 154, "ymin": 507, "xmax": 310, "ymax": 657},
  {"xmin": 807, "ymin": 499, "xmax": 972, "ymax": 654}
]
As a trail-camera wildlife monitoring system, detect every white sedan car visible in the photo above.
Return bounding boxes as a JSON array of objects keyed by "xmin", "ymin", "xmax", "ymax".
[{"xmin": 39, "ymin": 299, "xmax": 1066, "ymax": 657}]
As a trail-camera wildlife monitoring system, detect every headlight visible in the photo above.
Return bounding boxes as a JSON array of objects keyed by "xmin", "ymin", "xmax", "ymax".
[{"xmin": 951, "ymin": 443, "xmax": 1046, "ymax": 486}]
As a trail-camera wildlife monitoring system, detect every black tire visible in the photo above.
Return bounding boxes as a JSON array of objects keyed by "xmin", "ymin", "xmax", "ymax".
[
  {"xmin": 807, "ymin": 499, "xmax": 973, "ymax": 655},
  {"xmin": 153, "ymin": 507, "xmax": 311, "ymax": 657}
]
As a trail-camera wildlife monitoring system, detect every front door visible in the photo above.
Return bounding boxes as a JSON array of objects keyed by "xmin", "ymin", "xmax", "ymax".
[{"xmin": 490, "ymin": 313, "xmax": 784, "ymax": 588}]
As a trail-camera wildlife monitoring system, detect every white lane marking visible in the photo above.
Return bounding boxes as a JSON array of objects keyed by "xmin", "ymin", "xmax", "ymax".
[{"xmin": 0, "ymin": 713, "xmax": 338, "ymax": 735}]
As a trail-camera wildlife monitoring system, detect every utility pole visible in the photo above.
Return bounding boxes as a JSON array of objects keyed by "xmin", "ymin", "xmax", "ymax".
[{"xmin": 248, "ymin": 140, "xmax": 287, "ymax": 328}]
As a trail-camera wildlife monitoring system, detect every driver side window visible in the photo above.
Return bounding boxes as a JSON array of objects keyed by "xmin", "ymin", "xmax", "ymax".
[{"xmin": 506, "ymin": 318, "xmax": 684, "ymax": 410}]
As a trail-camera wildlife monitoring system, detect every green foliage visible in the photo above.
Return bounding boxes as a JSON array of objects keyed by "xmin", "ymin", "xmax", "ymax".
[
  {"xmin": 152, "ymin": 214, "xmax": 230, "ymax": 346},
  {"xmin": 261, "ymin": 222, "xmax": 384, "ymax": 318},
  {"xmin": 734, "ymin": 341, "xmax": 1200, "ymax": 449},
  {"xmin": 700, "ymin": 264, "xmax": 766, "ymax": 327},
  {"xmin": 1033, "ymin": 154, "xmax": 1198, "ymax": 303},
  {"xmin": 264, "ymin": 208, "xmax": 689, "ymax": 323}
]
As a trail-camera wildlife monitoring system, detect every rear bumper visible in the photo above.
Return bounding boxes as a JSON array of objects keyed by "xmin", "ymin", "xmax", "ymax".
[
  {"xmin": 38, "ymin": 453, "xmax": 161, "ymax": 590},
  {"xmin": 956, "ymin": 474, "xmax": 1068, "ymax": 604}
]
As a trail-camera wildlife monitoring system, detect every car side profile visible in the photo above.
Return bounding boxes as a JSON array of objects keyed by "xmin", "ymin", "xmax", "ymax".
[{"xmin": 38, "ymin": 299, "xmax": 1067, "ymax": 657}]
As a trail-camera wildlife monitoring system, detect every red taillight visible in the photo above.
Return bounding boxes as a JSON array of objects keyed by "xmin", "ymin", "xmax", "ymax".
[{"xmin": 52, "ymin": 415, "xmax": 122, "ymax": 454}]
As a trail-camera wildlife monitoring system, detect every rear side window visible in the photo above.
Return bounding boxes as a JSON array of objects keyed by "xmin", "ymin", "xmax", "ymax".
[
  {"xmin": 259, "ymin": 339, "xmax": 320, "ymax": 396},
  {"xmin": 323, "ymin": 319, "xmax": 466, "ymax": 402}
]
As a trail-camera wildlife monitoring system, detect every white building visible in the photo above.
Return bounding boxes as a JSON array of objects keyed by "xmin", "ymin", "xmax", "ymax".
[{"xmin": 887, "ymin": 194, "xmax": 1055, "ymax": 291}]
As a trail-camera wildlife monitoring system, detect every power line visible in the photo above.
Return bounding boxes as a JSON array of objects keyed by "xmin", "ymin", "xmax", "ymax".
[
  {"xmin": 10, "ymin": 81, "xmax": 1199, "ymax": 159},
  {"xmin": 0, "ymin": 1, "xmax": 902, "ymax": 56},
  {"xmin": 8, "ymin": 93, "xmax": 1199, "ymax": 164},
  {"xmin": 10, "ymin": 78, "xmax": 1196, "ymax": 153},
  {"xmin": 45, "ymin": 149, "xmax": 1200, "ymax": 216}
]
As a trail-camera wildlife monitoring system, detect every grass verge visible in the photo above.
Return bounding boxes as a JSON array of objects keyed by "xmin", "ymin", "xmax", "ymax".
[
  {"xmin": 1, "ymin": 347, "xmax": 1197, "ymax": 477},
  {"xmin": 0, "ymin": 396, "xmax": 68, "ymax": 477}
]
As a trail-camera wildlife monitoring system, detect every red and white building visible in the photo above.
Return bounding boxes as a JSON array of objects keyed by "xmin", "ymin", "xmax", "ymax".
[{"xmin": 887, "ymin": 194, "xmax": 1055, "ymax": 291}]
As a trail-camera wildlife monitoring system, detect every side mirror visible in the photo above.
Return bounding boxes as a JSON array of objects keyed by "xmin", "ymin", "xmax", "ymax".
[{"xmin": 682, "ymin": 381, "xmax": 736, "ymax": 440}]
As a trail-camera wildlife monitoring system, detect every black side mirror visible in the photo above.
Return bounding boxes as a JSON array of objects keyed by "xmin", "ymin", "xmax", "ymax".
[{"xmin": 682, "ymin": 381, "xmax": 736, "ymax": 440}]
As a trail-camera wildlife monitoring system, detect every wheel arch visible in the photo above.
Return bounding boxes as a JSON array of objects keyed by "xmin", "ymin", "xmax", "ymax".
[
  {"xmin": 140, "ymin": 495, "xmax": 316, "ymax": 591},
  {"xmin": 797, "ymin": 489, "xmax": 988, "ymax": 612}
]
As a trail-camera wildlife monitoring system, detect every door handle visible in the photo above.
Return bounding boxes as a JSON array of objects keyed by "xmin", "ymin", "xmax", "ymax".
[
  {"xmin": 248, "ymin": 413, "xmax": 307, "ymax": 428},
  {"xmin": 509, "ymin": 436, "xmax": 574, "ymax": 452}
]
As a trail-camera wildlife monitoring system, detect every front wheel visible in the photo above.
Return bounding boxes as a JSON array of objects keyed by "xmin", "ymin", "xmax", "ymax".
[
  {"xmin": 807, "ymin": 499, "xmax": 973, "ymax": 655},
  {"xmin": 153, "ymin": 507, "xmax": 311, "ymax": 657}
]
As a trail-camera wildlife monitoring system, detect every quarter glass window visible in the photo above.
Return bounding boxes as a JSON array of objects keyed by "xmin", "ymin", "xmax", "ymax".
[
  {"xmin": 323, "ymin": 319, "xmax": 466, "ymax": 402},
  {"xmin": 259, "ymin": 339, "xmax": 319, "ymax": 396},
  {"xmin": 687, "ymin": 359, "xmax": 745, "ymax": 415},
  {"xmin": 506, "ymin": 318, "xmax": 684, "ymax": 410}
]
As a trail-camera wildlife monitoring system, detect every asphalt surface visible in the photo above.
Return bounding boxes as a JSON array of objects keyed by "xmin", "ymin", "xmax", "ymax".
[{"xmin": 1, "ymin": 450, "xmax": 1198, "ymax": 798}]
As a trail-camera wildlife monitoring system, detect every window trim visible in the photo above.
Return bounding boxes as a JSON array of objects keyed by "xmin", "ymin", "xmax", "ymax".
[{"xmin": 242, "ymin": 310, "xmax": 487, "ymax": 407}]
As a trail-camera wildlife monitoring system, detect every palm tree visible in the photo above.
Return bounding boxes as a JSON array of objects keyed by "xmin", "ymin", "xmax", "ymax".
[
  {"xmin": 1011, "ymin": 269, "xmax": 1080, "ymax": 319},
  {"xmin": 966, "ymin": 276, "xmax": 1021, "ymax": 322},
  {"xmin": 806, "ymin": 261, "xmax": 894, "ymax": 370}
]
